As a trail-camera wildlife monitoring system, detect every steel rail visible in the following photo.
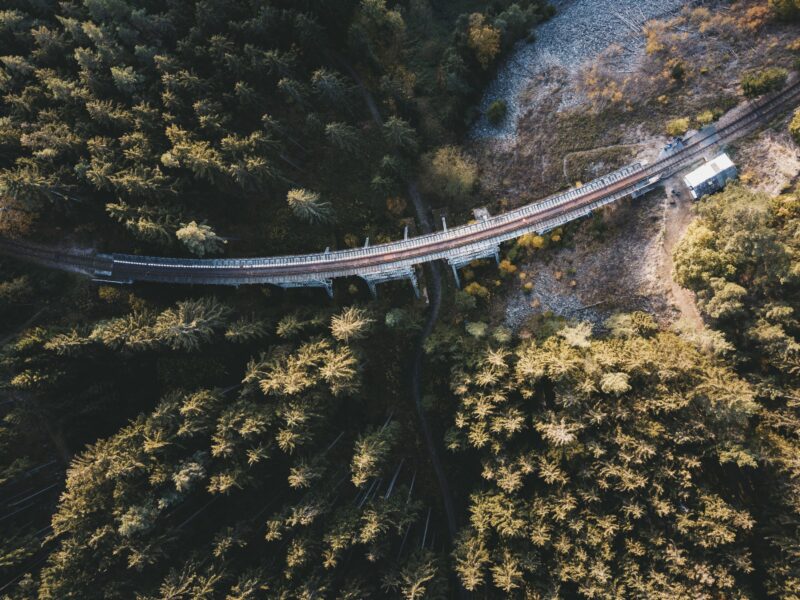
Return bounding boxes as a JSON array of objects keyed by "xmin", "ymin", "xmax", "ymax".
[{"xmin": 1, "ymin": 79, "xmax": 799, "ymax": 287}]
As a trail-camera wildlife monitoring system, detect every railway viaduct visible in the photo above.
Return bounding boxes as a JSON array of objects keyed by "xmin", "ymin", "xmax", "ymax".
[{"xmin": 1, "ymin": 80, "xmax": 798, "ymax": 297}]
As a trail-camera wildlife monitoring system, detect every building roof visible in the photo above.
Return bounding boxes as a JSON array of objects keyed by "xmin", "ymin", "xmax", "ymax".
[{"xmin": 684, "ymin": 153, "xmax": 735, "ymax": 189}]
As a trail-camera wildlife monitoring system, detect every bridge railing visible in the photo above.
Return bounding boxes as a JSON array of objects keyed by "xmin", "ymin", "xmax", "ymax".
[{"xmin": 111, "ymin": 161, "xmax": 647, "ymax": 272}]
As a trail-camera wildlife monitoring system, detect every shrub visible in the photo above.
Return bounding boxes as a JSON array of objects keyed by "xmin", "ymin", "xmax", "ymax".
[
  {"xmin": 741, "ymin": 67, "xmax": 787, "ymax": 99},
  {"xmin": 668, "ymin": 59, "xmax": 686, "ymax": 81},
  {"xmin": 517, "ymin": 233, "xmax": 545, "ymax": 250},
  {"xmin": 465, "ymin": 321, "xmax": 488, "ymax": 338},
  {"xmin": 492, "ymin": 326, "xmax": 512, "ymax": 343},
  {"xmin": 769, "ymin": 0, "xmax": 800, "ymax": 21},
  {"xmin": 486, "ymin": 100, "xmax": 507, "ymax": 125},
  {"xmin": 463, "ymin": 282, "xmax": 489, "ymax": 298},
  {"xmin": 467, "ymin": 13, "xmax": 501, "ymax": 68},
  {"xmin": 176, "ymin": 221, "xmax": 226, "ymax": 257},
  {"xmin": 790, "ymin": 108, "xmax": 800, "ymax": 144},
  {"xmin": 666, "ymin": 117, "xmax": 690, "ymax": 137},
  {"xmin": 696, "ymin": 110, "xmax": 716, "ymax": 127},
  {"xmin": 421, "ymin": 146, "xmax": 477, "ymax": 201},
  {"xmin": 498, "ymin": 259, "xmax": 517, "ymax": 276}
]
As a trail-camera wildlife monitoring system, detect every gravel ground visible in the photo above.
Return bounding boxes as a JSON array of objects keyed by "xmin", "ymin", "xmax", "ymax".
[
  {"xmin": 471, "ymin": 0, "xmax": 687, "ymax": 142},
  {"xmin": 736, "ymin": 127, "xmax": 800, "ymax": 196},
  {"xmin": 503, "ymin": 190, "xmax": 672, "ymax": 330}
]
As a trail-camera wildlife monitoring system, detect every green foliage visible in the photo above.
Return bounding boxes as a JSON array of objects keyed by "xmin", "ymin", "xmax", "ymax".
[
  {"xmin": 286, "ymin": 188, "xmax": 334, "ymax": 224},
  {"xmin": 412, "ymin": 0, "xmax": 550, "ymax": 134},
  {"xmin": 35, "ymin": 297, "xmax": 234, "ymax": 356},
  {"xmin": 325, "ymin": 122, "xmax": 361, "ymax": 153},
  {"xmin": 175, "ymin": 221, "xmax": 226, "ymax": 257},
  {"xmin": 463, "ymin": 282, "xmax": 489, "ymax": 299},
  {"xmin": 106, "ymin": 202, "xmax": 177, "ymax": 246},
  {"xmin": 669, "ymin": 59, "xmax": 686, "ymax": 81},
  {"xmin": 22, "ymin": 308, "xmax": 431, "ymax": 598},
  {"xmin": 465, "ymin": 321, "xmax": 488, "ymax": 338},
  {"xmin": 673, "ymin": 186, "xmax": 797, "ymax": 368},
  {"xmin": 0, "ymin": 275, "xmax": 32, "ymax": 307},
  {"xmin": 672, "ymin": 183, "xmax": 800, "ymax": 595},
  {"xmin": 0, "ymin": 0, "xmax": 460, "ymax": 251},
  {"xmin": 790, "ymin": 108, "xmax": 800, "ymax": 145},
  {"xmin": 448, "ymin": 322, "xmax": 758, "ymax": 596},
  {"xmin": 665, "ymin": 117, "xmax": 690, "ymax": 137},
  {"xmin": 695, "ymin": 108, "xmax": 723, "ymax": 127},
  {"xmin": 486, "ymin": 100, "xmax": 508, "ymax": 125},
  {"xmin": 351, "ymin": 421, "xmax": 400, "ymax": 486},
  {"xmin": 382, "ymin": 117, "xmax": 418, "ymax": 153},
  {"xmin": 741, "ymin": 67, "xmax": 788, "ymax": 99},
  {"xmin": 420, "ymin": 146, "xmax": 477, "ymax": 201},
  {"xmin": 331, "ymin": 306, "xmax": 374, "ymax": 342},
  {"xmin": 467, "ymin": 14, "xmax": 501, "ymax": 69},
  {"xmin": 769, "ymin": 0, "xmax": 800, "ymax": 21},
  {"xmin": 224, "ymin": 316, "xmax": 270, "ymax": 344}
]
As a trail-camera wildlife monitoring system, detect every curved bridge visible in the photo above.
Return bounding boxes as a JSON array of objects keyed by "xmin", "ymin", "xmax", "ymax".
[{"xmin": 2, "ymin": 80, "xmax": 799, "ymax": 296}]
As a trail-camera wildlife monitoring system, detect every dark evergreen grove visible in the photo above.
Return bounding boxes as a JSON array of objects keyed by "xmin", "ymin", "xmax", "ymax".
[{"xmin": 0, "ymin": 0, "xmax": 551, "ymax": 256}]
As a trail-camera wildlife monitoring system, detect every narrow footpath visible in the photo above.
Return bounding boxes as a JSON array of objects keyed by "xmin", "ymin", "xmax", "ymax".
[{"xmin": 342, "ymin": 58, "xmax": 462, "ymax": 552}]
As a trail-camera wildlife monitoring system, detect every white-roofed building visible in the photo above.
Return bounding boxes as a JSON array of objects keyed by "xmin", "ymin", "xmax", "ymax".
[{"xmin": 683, "ymin": 153, "xmax": 738, "ymax": 200}]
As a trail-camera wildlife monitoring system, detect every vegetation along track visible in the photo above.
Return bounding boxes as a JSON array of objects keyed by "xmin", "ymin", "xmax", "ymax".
[{"xmin": 1, "ymin": 79, "xmax": 799, "ymax": 287}]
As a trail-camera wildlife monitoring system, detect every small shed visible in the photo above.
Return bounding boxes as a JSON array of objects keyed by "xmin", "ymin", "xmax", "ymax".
[{"xmin": 683, "ymin": 153, "xmax": 738, "ymax": 200}]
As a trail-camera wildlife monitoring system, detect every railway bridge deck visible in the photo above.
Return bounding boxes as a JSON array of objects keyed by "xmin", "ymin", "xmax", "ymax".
[{"xmin": 1, "ymin": 79, "xmax": 798, "ymax": 296}]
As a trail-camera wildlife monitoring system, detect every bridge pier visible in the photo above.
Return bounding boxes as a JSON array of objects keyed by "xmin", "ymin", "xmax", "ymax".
[
  {"xmin": 441, "ymin": 207, "xmax": 502, "ymax": 288},
  {"xmin": 631, "ymin": 173, "xmax": 662, "ymax": 199},
  {"xmin": 361, "ymin": 267, "xmax": 420, "ymax": 299},
  {"xmin": 445, "ymin": 244, "xmax": 501, "ymax": 289}
]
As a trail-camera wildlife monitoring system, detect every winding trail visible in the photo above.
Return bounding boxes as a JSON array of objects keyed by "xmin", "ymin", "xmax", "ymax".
[
  {"xmin": 343, "ymin": 59, "xmax": 461, "ymax": 555},
  {"xmin": 410, "ymin": 261, "xmax": 458, "ymax": 537}
]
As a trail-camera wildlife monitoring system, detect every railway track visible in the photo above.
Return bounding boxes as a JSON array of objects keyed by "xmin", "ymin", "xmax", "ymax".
[{"xmin": 1, "ymin": 78, "xmax": 799, "ymax": 289}]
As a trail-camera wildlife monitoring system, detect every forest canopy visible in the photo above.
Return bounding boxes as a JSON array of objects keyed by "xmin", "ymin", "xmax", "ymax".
[
  {"xmin": 0, "ymin": 0, "xmax": 551, "ymax": 256},
  {"xmin": 2, "ymin": 0, "xmax": 800, "ymax": 598}
]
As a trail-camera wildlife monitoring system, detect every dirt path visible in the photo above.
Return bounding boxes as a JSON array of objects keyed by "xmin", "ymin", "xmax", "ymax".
[
  {"xmin": 409, "ymin": 262, "xmax": 460, "ymax": 541},
  {"xmin": 347, "ymin": 58, "xmax": 462, "ymax": 574},
  {"xmin": 659, "ymin": 179, "xmax": 704, "ymax": 330}
]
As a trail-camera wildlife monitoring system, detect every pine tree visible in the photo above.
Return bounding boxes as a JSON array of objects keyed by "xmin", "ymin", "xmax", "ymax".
[
  {"xmin": 286, "ymin": 188, "xmax": 334, "ymax": 224},
  {"xmin": 176, "ymin": 221, "xmax": 226, "ymax": 257}
]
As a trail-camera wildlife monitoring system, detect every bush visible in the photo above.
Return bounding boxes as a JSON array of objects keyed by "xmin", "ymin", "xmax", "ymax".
[
  {"xmin": 790, "ymin": 108, "xmax": 800, "ymax": 144},
  {"xmin": 668, "ymin": 59, "xmax": 686, "ymax": 81},
  {"xmin": 769, "ymin": 0, "xmax": 800, "ymax": 21},
  {"xmin": 176, "ymin": 221, "xmax": 226, "ymax": 257},
  {"xmin": 517, "ymin": 233, "xmax": 545, "ymax": 250},
  {"xmin": 486, "ymin": 99, "xmax": 507, "ymax": 125},
  {"xmin": 465, "ymin": 321, "xmax": 488, "ymax": 338},
  {"xmin": 741, "ymin": 67, "xmax": 787, "ymax": 99},
  {"xmin": 454, "ymin": 290, "xmax": 477, "ymax": 313},
  {"xmin": 467, "ymin": 13, "xmax": 501, "ymax": 68},
  {"xmin": 696, "ymin": 110, "xmax": 716, "ymax": 127},
  {"xmin": 666, "ymin": 117, "xmax": 691, "ymax": 137},
  {"xmin": 498, "ymin": 259, "xmax": 517, "ymax": 276},
  {"xmin": 463, "ymin": 282, "xmax": 489, "ymax": 298},
  {"xmin": 421, "ymin": 146, "xmax": 477, "ymax": 201}
]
